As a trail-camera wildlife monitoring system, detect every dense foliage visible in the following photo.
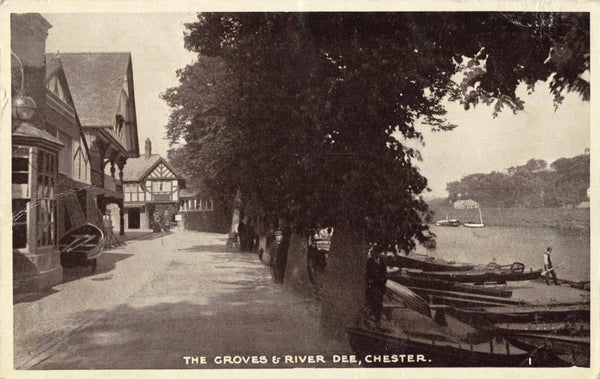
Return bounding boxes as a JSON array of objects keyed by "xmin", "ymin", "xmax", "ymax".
[
  {"xmin": 163, "ymin": 13, "xmax": 589, "ymax": 251},
  {"xmin": 446, "ymin": 155, "xmax": 590, "ymax": 207}
]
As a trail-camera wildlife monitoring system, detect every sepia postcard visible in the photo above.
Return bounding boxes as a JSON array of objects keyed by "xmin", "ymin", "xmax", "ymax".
[{"xmin": 1, "ymin": 1, "xmax": 597, "ymax": 378}]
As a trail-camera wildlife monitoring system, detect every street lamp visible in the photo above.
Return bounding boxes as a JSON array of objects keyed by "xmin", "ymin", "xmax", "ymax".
[{"xmin": 11, "ymin": 51, "xmax": 37, "ymax": 121}]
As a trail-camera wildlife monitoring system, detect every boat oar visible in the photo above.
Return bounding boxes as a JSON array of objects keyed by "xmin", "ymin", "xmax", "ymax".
[
  {"xmin": 385, "ymin": 280, "xmax": 430, "ymax": 317},
  {"xmin": 541, "ymin": 261, "xmax": 567, "ymax": 276}
]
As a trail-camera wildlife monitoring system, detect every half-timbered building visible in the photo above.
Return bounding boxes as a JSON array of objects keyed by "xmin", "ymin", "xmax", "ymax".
[
  {"xmin": 121, "ymin": 139, "xmax": 184, "ymax": 230},
  {"xmin": 45, "ymin": 55, "xmax": 100, "ymax": 242},
  {"xmin": 48, "ymin": 51, "xmax": 140, "ymax": 235}
]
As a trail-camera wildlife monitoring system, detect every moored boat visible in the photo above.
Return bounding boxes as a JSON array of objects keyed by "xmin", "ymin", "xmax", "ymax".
[
  {"xmin": 384, "ymin": 254, "xmax": 475, "ymax": 272},
  {"xmin": 463, "ymin": 207, "xmax": 485, "ymax": 228},
  {"xmin": 388, "ymin": 272, "xmax": 514, "ymax": 298},
  {"xmin": 59, "ymin": 223, "xmax": 104, "ymax": 269},
  {"xmin": 345, "ymin": 327, "xmax": 537, "ymax": 367},
  {"xmin": 404, "ymin": 267, "xmax": 542, "ymax": 284},
  {"xmin": 435, "ymin": 216, "xmax": 461, "ymax": 227},
  {"xmin": 448, "ymin": 303, "xmax": 590, "ymax": 325},
  {"xmin": 493, "ymin": 321, "xmax": 590, "ymax": 336},
  {"xmin": 504, "ymin": 333, "xmax": 589, "ymax": 367}
]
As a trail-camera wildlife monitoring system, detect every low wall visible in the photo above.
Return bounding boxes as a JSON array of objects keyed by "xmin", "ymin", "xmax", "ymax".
[{"xmin": 181, "ymin": 210, "xmax": 230, "ymax": 233}]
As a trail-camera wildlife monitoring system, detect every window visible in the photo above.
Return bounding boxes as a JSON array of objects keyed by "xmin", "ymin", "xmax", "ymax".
[
  {"xmin": 13, "ymin": 199, "xmax": 29, "ymax": 248},
  {"xmin": 12, "ymin": 146, "xmax": 30, "ymax": 249},
  {"xmin": 36, "ymin": 150, "xmax": 57, "ymax": 248},
  {"xmin": 152, "ymin": 180, "xmax": 171, "ymax": 193},
  {"xmin": 58, "ymin": 131, "xmax": 72, "ymax": 175}
]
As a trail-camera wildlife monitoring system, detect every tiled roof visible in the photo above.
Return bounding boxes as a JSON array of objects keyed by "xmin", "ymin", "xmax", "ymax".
[
  {"xmin": 46, "ymin": 52, "xmax": 131, "ymax": 127},
  {"xmin": 121, "ymin": 154, "xmax": 183, "ymax": 182},
  {"xmin": 121, "ymin": 154, "xmax": 161, "ymax": 182}
]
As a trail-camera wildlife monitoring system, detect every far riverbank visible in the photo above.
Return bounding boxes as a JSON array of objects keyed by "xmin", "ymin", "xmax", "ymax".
[{"xmin": 427, "ymin": 205, "xmax": 590, "ymax": 232}]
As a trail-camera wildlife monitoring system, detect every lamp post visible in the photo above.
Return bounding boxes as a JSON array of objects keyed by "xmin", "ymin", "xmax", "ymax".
[{"xmin": 11, "ymin": 51, "xmax": 37, "ymax": 121}]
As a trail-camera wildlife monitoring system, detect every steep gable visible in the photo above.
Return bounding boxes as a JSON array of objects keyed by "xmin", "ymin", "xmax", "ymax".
[
  {"xmin": 121, "ymin": 155, "xmax": 183, "ymax": 182},
  {"xmin": 47, "ymin": 52, "xmax": 132, "ymax": 128}
]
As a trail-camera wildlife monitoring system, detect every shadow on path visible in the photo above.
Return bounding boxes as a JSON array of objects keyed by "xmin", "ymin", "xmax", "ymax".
[{"xmin": 33, "ymin": 279, "xmax": 351, "ymax": 369}]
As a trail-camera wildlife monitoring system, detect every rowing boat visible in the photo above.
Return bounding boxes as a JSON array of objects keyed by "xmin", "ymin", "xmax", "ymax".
[
  {"xmin": 404, "ymin": 267, "xmax": 542, "ymax": 284},
  {"xmin": 504, "ymin": 333, "xmax": 589, "ymax": 366},
  {"xmin": 493, "ymin": 321, "xmax": 590, "ymax": 336},
  {"xmin": 384, "ymin": 254, "xmax": 475, "ymax": 272},
  {"xmin": 388, "ymin": 272, "xmax": 514, "ymax": 298},
  {"xmin": 448, "ymin": 304, "xmax": 590, "ymax": 324},
  {"xmin": 59, "ymin": 223, "xmax": 104, "ymax": 269},
  {"xmin": 345, "ymin": 327, "xmax": 537, "ymax": 367}
]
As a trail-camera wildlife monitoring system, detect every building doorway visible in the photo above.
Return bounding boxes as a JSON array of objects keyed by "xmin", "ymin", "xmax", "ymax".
[{"xmin": 128, "ymin": 208, "xmax": 140, "ymax": 229}]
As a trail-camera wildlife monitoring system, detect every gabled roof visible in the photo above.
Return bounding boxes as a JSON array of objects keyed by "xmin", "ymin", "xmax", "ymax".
[
  {"xmin": 44, "ymin": 55, "xmax": 92, "ymax": 159},
  {"xmin": 45, "ymin": 52, "xmax": 132, "ymax": 127},
  {"xmin": 121, "ymin": 154, "xmax": 182, "ymax": 182}
]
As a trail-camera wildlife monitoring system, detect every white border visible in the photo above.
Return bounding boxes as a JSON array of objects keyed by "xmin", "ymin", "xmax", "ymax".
[{"xmin": 1, "ymin": 1, "xmax": 597, "ymax": 378}]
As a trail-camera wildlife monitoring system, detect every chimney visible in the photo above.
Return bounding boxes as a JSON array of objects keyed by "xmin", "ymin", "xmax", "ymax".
[{"xmin": 145, "ymin": 138, "xmax": 151, "ymax": 159}]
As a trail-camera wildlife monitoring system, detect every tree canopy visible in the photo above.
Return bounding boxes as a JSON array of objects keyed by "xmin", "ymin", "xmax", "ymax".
[
  {"xmin": 163, "ymin": 12, "xmax": 589, "ymax": 252},
  {"xmin": 446, "ymin": 154, "xmax": 590, "ymax": 208}
]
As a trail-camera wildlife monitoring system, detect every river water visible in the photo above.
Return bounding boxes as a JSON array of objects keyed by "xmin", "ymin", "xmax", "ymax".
[{"xmin": 412, "ymin": 225, "xmax": 590, "ymax": 282}]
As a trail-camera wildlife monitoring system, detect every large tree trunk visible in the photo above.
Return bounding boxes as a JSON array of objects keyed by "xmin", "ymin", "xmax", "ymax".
[
  {"xmin": 282, "ymin": 231, "xmax": 313, "ymax": 294},
  {"xmin": 319, "ymin": 228, "xmax": 368, "ymax": 339}
]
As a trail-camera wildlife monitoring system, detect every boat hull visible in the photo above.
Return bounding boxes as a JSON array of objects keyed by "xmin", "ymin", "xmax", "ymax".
[
  {"xmin": 59, "ymin": 223, "xmax": 104, "ymax": 268},
  {"xmin": 463, "ymin": 223, "xmax": 485, "ymax": 228},
  {"xmin": 388, "ymin": 273, "xmax": 514, "ymax": 298},
  {"xmin": 449, "ymin": 304, "xmax": 590, "ymax": 324},
  {"xmin": 505, "ymin": 333, "xmax": 589, "ymax": 367},
  {"xmin": 346, "ymin": 327, "xmax": 537, "ymax": 367},
  {"xmin": 435, "ymin": 220, "xmax": 461, "ymax": 227},
  {"xmin": 385, "ymin": 254, "xmax": 475, "ymax": 272},
  {"xmin": 406, "ymin": 268, "xmax": 542, "ymax": 284}
]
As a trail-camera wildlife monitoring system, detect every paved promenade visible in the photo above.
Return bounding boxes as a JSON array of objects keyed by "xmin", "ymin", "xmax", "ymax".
[{"xmin": 13, "ymin": 230, "xmax": 351, "ymax": 370}]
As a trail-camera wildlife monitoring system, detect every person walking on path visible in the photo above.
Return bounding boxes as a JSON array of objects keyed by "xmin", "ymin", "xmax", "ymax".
[
  {"xmin": 543, "ymin": 247, "xmax": 560, "ymax": 285},
  {"xmin": 365, "ymin": 244, "xmax": 388, "ymax": 324},
  {"xmin": 237, "ymin": 219, "xmax": 247, "ymax": 251}
]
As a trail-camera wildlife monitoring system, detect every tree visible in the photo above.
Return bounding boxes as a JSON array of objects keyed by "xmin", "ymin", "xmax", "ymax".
[
  {"xmin": 164, "ymin": 12, "xmax": 589, "ymax": 251},
  {"xmin": 445, "ymin": 155, "xmax": 588, "ymax": 208}
]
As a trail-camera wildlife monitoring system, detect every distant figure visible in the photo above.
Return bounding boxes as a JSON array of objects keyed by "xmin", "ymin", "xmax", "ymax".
[
  {"xmin": 238, "ymin": 219, "xmax": 247, "ymax": 251},
  {"xmin": 163, "ymin": 210, "xmax": 171, "ymax": 232},
  {"xmin": 152, "ymin": 212, "xmax": 162, "ymax": 233},
  {"xmin": 366, "ymin": 244, "xmax": 388, "ymax": 323},
  {"xmin": 543, "ymin": 247, "xmax": 560, "ymax": 285},
  {"xmin": 102, "ymin": 210, "xmax": 116, "ymax": 249},
  {"xmin": 246, "ymin": 223, "xmax": 256, "ymax": 252}
]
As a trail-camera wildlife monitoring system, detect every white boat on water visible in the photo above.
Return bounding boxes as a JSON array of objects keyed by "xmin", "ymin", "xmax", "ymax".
[
  {"xmin": 435, "ymin": 215, "xmax": 460, "ymax": 227},
  {"xmin": 463, "ymin": 207, "xmax": 485, "ymax": 228}
]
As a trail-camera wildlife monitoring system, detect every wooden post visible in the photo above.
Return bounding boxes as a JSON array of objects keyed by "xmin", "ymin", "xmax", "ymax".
[{"xmin": 118, "ymin": 160, "xmax": 126, "ymax": 235}]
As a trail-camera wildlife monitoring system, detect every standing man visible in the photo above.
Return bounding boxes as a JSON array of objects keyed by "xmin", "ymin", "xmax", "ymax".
[
  {"xmin": 366, "ymin": 244, "xmax": 388, "ymax": 324},
  {"xmin": 543, "ymin": 247, "xmax": 560, "ymax": 285},
  {"xmin": 237, "ymin": 219, "xmax": 247, "ymax": 252},
  {"xmin": 163, "ymin": 209, "xmax": 171, "ymax": 232}
]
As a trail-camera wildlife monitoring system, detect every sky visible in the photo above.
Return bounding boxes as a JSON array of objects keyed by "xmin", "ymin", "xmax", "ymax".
[
  {"xmin": 44, "ymin": 13, "xmax": 199, "ymax": 158},
  {"xmin": 43, "ymin": 13, "xmax": 590, "ymax": 199}
]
